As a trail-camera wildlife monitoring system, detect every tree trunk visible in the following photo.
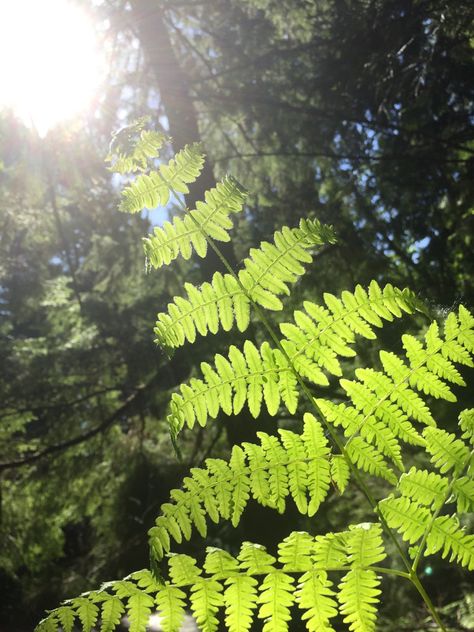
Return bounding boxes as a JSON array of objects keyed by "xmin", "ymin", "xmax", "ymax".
[{"xmin": 130, "ymin": 0, "xmax": 237, "ymax": 272}]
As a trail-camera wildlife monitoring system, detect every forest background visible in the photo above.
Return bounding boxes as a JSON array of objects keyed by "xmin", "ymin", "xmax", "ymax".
[{"xmin": 0, "ymin": 0, "xmax": 473, "ymax": 630}]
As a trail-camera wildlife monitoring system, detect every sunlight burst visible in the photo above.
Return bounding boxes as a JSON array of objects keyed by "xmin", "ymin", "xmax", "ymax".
[{"xmin": 0, "ymin": 0, "xmax": 105, "ymax": 136}]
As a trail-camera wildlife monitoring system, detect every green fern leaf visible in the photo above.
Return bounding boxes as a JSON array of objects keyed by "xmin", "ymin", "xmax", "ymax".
[
  {"xmin": 296, "ymin": 569, "xmax": 338, "ymax": 632},
  {"xmin": 281, "ymin": 281, "xmax": 419, "ymax": 379},
  {"xmin": 230, "ymin": 446, "xmax": 251, "ymax": 526},
  {"xmin": 205, "ymin": 547, "xmax": 239, "ymax": 577},
  {"xmin": 378, "ymin": 496, "xmax": 431, "ymax": 544},
  {"xmin": 424, "ymin": 427, "xmax": 470, "ymax": 474},
  {"xmin": 119, "ymin": 143, "xmax": 205, "ymax": 213},
  {"xmin": 398, "ymin": 467, "xmax": 449, "ymax": 509},
  {"xmin": 258, "ymin": 570, "xmax": 295, "ymax": 632},
  {"xmin": 190, "ymin": 578, "xmax": 224, "ymax": 632},
  {"xmin": 302, "ymin": 413, "xmax": 331, "ymax": 515},
  {"xmin": 278, "ymin": 430, "xmax": 309, "ymax": 513},
  {"xmin": 155, "ymin": 584, "xmax": 186, "ymax": 632},
  {"xmin": 144, "ymin": 176, "xmax": 246, "ymax": 269},
  {"xmin": 128, "ymin": 592, "xmax": 155, "ymax": 632},
  {"xmin": 313, "ymin": 532, "xmax": 348, "ymax": 568},
  {"xmin": 167, "ymin": 342, "xmax": 298, "ymax": 434},
  {"xmin": 35, "ymin": 617, "xmax": 58, "ymax": 632},
  {"xmin": 330, "ymin": 454, "xmax": 351, "ymax": 493},
  {"xmin": 329, "ymin": 385, "xmax": 404, "ymax": 470},
  {"xmin": 425, "ymin": 515, "xmax": 474, "ymax": 570},
  {"xmin": 453, "ymin": 476, "xmax": 474, "ymax": 514},
  {"xmin": 155, "ymin": 219, "xmax": 334, "ymax": 350},
  {"xmin": 207, "ymin": 458, "xmax": 233, "ymax": 520},
  {"xmin": 278, "ymin": 531, "xmax": 314, "ymax": 571},
  {"xmin": 338, "ymin": 568, "xmax": 380, "ymax": 632},
  {"xmin": 347, "ymin": 523, "xmax": 386, "ymax": 567},
  {"xmin": 346, "ymin": 437, "xmax": 397, "ymax": 484},
  {"xmin": 72, "ymin": 597, "xmax": 99, "ymax": 632},
  {"xmin": 107, "ymin": 127, "xmax": 167, "ymax": 174},
  {"xmin": 337, "ymin": 524, "xmax": 385, "ymax": 632},
  {"xmin": 56, "ymin": 607, "xmax": 75, "ymax": 632},
  {"xmin": 150, "ymin": 423, "xmax": 338, "ymax": 560},
  {"xmin": 459, "ymin": 408, "xmax": 474, "ymax": 446},
  {"xmin": 168, "ymin": 553, "xmax": 202, "ymax": 586},
  {"xmin": 259, "ymin": 432, "xmax": 289, "ymax": 512},
  {"xmin": 223, "ymin": 574, "xmax": 258, "ymax": 632},
  {"xmin": 238, "ymin": 542, "xmax": 276, "ymax": 575},
  {"xmin": 99, "ymin": 596, "xmax": 124, "ymax": 632},
  {"xmin": 243, "ymin": 442, "xmax": 272, "ymax": 508}
]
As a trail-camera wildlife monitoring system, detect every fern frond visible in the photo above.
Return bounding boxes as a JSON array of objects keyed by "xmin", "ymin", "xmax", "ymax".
[
  {"xmin": 459, "ymin": 408, "xmax": 474, "ymax": 446},
  {"xmin": 337, "ymin": 524, "xmax": 385, "ymax": 632},
  {"xmin": 108, "ymin": 129, "xmax": 168, "ymax": 174},
  {"xmin": 71, "ymin": 597, "xmax": 99, "ymax": 632},
  {"xmin": 296, "ymin": 570, "xmax": 338, "ymax": 632},
  {"xmin": 223, "ymin": 574, "xmax": 258, "ymax": 632},
  {"xmin": 378, "ymin": 496, "xmax": 431, "ymax": 544},
  {"xmin": 106, "ymin": 117, "xmax": 167, "ymax": 173},
  {"xmin": 313, "ymin": 532, "xmax": 349, "ymax": 568},
  {"xmin": 346, "ymin": 436, "xmax": 397, "ymax": 484},
  {"xmin": 149, "ymin": 415, "xmax": 333, "ymax": 561},
  {"xmin": 36, "ymin": 617, "xmax": 59, "ymax": 632},
  {"xmin": 425, "ymin": 515, "xmax": 474, "ymax": 570},
  {"xmin": 155, "ymin": 585, "xmax": 186, "ymax": 632},
  {"xmin": 316, "ymin": 398, "xmax": 404, "ymax": 472},
  {"xmin": 127, "ymin": 591, "xmax": 155, "ymax": 632},
  {"xmin": 278, "ymin": 531, "xmax": 314, "ymax": 571},
  {"xmin": 452, "ymin": 476, "xmax": 474, "ymax": 514},
  {"xmin": 56, "ymin": 607, "xmax": 76, "ymax": 632},
  {"xmin": 258, "ymin": 570, "xmax": 295, "ymax": 632},
  {"xmin": 338, "ymin": 568, "xmax": 380, "ymax": 632},
  {"xmin": 238, "ymin": 541, "xmax": 277, "ymax": 574},
  {"xmin": 98, "ymin": 595, "xmax": 124, "ymax": 632},
  {"xmin": 154, "ymin": 219, "xmax": 335, "ymax": 349},
  {"xmin": 398, "ymin": 467, "xmax": 449, "ymax": 509},
  {"xmin": 119, "ymin": 143, "xmax": 205, "ymax": 213},
  {"xmin": 167, "ymin": 340, "xmax": 297, "ymax": 435},
  {"xmin": 190, "ymin": 578, "xmax": 224, "ymax": 632},
  {"xmin": 424, "ymin": 427, "xmax": 470, "ymax": 474},
  {"xmin": 143, "ymin": 176, "xmax": 247, "ymax": 268},
  {"xmin": 36, "ymin": 527, "xmax": 393, "ymax": 632},
  {"xmin": 315, "ymin": 307, "xmax": 473, "ymax": 484},
  {"xmin": 167, "ymin": 284, "xmax": 425, "ymax": 437},
  {"xmin": 281, "ymin": 281, "xmax": 419, "ymax": 377},
  {"xmin": 330, "ymin": 454, "xmax": 351, "ymax": 493}
]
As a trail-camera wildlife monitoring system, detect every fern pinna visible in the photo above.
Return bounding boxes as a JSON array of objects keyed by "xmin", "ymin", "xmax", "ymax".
[{"xmin": 37, "ymin": 126, "xmax": 473, "ymax": 632}]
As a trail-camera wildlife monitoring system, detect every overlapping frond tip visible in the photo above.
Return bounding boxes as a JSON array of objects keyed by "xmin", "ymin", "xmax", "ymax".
[{"xmin": 37, "ymin": 524, "xmax": 386, "ymax": 632}]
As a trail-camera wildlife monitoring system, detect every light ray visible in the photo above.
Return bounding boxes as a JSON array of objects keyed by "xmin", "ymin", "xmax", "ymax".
[{"xmin": 0, "ymin": 0, "xmax": 105, "ymax": 136}]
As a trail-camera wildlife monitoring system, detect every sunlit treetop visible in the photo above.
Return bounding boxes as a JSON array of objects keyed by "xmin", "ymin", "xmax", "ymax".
[{"xmin": 0, "ymin": 0, "xmax": 106, "ymax": 137}]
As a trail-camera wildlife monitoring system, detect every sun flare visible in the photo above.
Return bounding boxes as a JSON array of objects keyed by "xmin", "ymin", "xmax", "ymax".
[{"xmin": 0, "ymin": 0, "xmax": 105, "ymax": 137}]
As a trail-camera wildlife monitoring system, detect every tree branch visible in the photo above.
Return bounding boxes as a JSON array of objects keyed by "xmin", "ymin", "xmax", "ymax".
[{"xmin": 0, "ymin": 379, "xmax": 157, "ymax": 472}]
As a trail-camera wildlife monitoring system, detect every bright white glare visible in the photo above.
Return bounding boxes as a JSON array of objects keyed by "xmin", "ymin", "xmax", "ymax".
[
  {"xmin": 148, "ymin": 614, "xmax": 163, "ymax": 631},
  {"xmin": 0, "ymin": 0, "xmax": 105, "ymax": 137}
]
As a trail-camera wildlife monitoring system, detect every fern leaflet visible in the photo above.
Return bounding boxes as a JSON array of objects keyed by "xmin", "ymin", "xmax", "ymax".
[
  {"xmin": 144, "ymin": 176, "xmax": 247, "ymax": 268},
  {"xmin": 154, "ymin": 219, "xmax": 336, "ymax": 349},
  {"xmin": 119, "ymin": 143, "xmax": 205, "ymax": 213},
  {"xmin": 149, "ymin": 414, "xmax": 337, "ymax": 560}
]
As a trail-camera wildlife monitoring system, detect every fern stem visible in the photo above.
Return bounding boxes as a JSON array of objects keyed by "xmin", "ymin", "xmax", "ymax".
[
  {"xmin": 409, "ymin": 572, "xmax": 448, "ymax": 632},
  {"xmin": 411, "ymin": 447, "xmax": 474, "ymax": 573}
]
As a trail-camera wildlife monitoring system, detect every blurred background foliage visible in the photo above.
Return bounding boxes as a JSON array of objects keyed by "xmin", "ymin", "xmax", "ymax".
[{"xmin": 0, "ymin": 0, "xmax": 473, "ymax": 629}]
